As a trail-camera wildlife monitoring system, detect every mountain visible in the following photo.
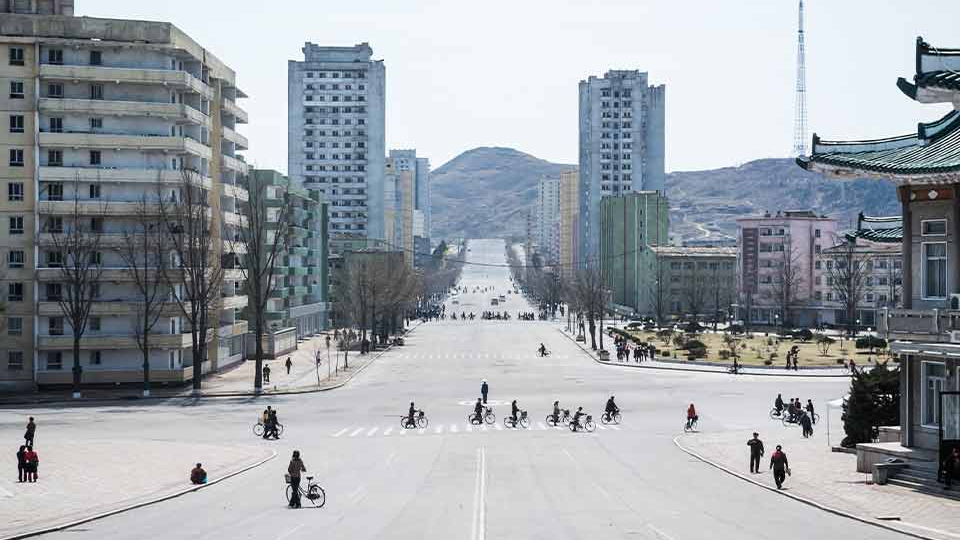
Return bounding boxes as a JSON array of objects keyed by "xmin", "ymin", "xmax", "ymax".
[{"xmin": 429, "ymin": 149, "xmax": 899, "ymax": 242}]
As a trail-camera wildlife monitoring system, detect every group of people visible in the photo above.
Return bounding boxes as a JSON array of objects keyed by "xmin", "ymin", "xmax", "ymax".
[
  {"xmin": 480, "ymin": 311, "xmax": 509, "ymax": 320},
  {"xmin": 517, "ymin": 312, "xmax": 540, "ymax": 321},
  {"xmin": 784, "ymin": 346, "xmax": 801, "ymax": 370},
  {"xmin": 16, "ymin": 417, "xmax": 39, "ymax": 483},
  {"xmin": 774, "ymin": 394, "xmax": 816, "ymax": 437},
  {"xmin": 746, "ymin": 433, "xmax": 791, "ymax": 489},
  {"xmin": 261, "ymin": 406, "xmax": 281, "ymax": 440},
  {"xmin": 611, "ymin": 334, "xmax": 656, "ymax": 363}
]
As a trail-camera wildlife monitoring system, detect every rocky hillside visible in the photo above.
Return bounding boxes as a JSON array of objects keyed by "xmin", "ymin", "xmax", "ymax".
[{"xmin": 430, "ymin": 149, "xmax": 899, "ymax": 242}]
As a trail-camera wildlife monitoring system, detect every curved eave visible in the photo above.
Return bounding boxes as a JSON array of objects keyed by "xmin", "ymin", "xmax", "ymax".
[
  {"xmin": 800, "ymin": 158, "xmax": 960, "ymax": 185},
  {"xmin": 897, "ymin": 77, "xmax": 918, "ymax": 100}
]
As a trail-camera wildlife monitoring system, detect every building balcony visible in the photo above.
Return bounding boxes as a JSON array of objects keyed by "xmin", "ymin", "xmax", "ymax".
[
  {"xmin": 221, "ymin": 294, "xmax": 248, "ymax": 311},
  {"xmin": 222, "ymin": 212, "xmax": 247, "ymax": 228},
  {"xmin": 39, "ymin": 98, "xmax": 209, "ymax": 127},
  {"xmin": 288, "ymin": 301, "xmax": 327, "ymax": 319},
  {"xmin": 39, "ymin": 64, "xmax": 213, "ymax": 99},
  {"xmin": 223, "ymin": 268, "xmax": 246, "ymax": 282},
  {"xmin": 289, "ymin": 246, "xmax": 309, "ymax": 257},
  {"xmin": 218, "ymin": 320, "xmax": 248, "ymax": 338},
  {"xmin": 221, "ymin": 98, "xmax": 249, "ymax": 124},
  {"xmin": 39, "ymin": 133, "xmax": 212, "ymax": 159},
  {"xmin": 878, "ymin": 308, "xmax": 960, "ymax": 344},
  {"xmin": 288, "ymin": 267, "xmax": 308, "ymax": 277},
  {"xmin": 39, "ymin": 166, "xmax": 211, "ymax": 189},
  {"xmin": 221, "ymin": 154, "xmax": 248, "ymax": 174},
  {"xmin": 221, "ymin": 126, "xmax": 248, "ymax": 151},
  {"xmin": 36, "ymin": 300, "xmax": 186, "ymax": 317},
  {"xmin": 288, "ymin": 286, "xmax": 308, "ymax": 296},
  {"xmin": 221, "ymin": 182, "xmax": 249, "ymax": 202},
  {"xmin": 37, "ymin": 332, "xmax": 193, "ymax": 350},
  {"xmin": 36, "ymin": 366, "xmax": 194, "ymax": 386},
  {"xmin": 37, "ymin": 200, "xmax": 212, "ymax": 218}
]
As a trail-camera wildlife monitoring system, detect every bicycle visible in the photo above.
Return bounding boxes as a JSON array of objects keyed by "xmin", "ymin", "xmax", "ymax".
[
  {"xmin": 503, "ymin": 410, "xmax": 529, "ymax": 429},
  {"xmin": 769, "ymin": 408, "xmax": 785, "ymax": 420},
  {"xmin": 284, "ymin": 475, "xmax": 325, "ymax": 508},
  {"xmin": 468, "ymin": 407, "xmax": 496, "ymax": 425},
  {"xmin": 601, "ymin": 411, "xmax": 621, "ymax": 425},
  {"xmin": 683, "ymin": 416, "xmax": 700, "ymax": 433},
  {"xmin": 253, "ymin": 422, "xmax": 285, "ymax": 437},
  {"xmin": 401, "ymin": 410, "xmax": 429, "ymax": 429},
  {"xmin": 546, "ymin": 409, "xmax": 570, "ymax": 427},
  {"xmin": 569, "ymin": 415, "xmax": 596, "ymax": 433}
]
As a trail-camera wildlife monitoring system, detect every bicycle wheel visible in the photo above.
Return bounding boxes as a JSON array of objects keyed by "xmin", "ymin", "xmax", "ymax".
[
  {"xmin": 307, "ymin": 485, "xmax": 326, "ymax": 508},
  {"xmin": 545, "ymin": 414, "xmax": 556, "ymax": 426},
  {"xmin": 781, "ymin": 416, "xmax": 795, "ymax": 427},
  {"xmin": 484, "ymin": 412, "xmax": 495, "ymax": 425},
  {"xmin": 285, "ymin": 484, "xmax": 294, "ymax": 505},
  {"xmin": 401, "ymin": 416, "xmax": 411, "ymax": 429},
  {"xmin": 253, "ymin": 423, "xmax": 264, "ymax": 437},
  {"xmin": 417, "ymin": 416, "xmax": 429, "ymax": 429},
  {"xmin": 769, "ymin": 409, "xmax": 780, "ymax": 420},
  {"xmin": 613, "ymin": 412, "xmax": 621, "ymax": 424},
  {"xmin": 813, "ymin": 413, "xmax": 821, "ymax": 425},
  {"xmin": 584, "ymin": 420, "xmax": 596, "ymax": 433},
  {"xmin": 519, "ymin": 416, "xmax": 529, "ymax": 429},
  {"xmin": 503, "ymin": 417, "xmax": 512, "ymax": 429},
  {"xmin": 601, "ymin": 413, "xmax": 610, "ymax": 425},
  {"xmin": 569, "ymin": 421, "xmax": 577, "ymax": 432},
  {"xmin": 277, "ymin": 423, "xmax": 285, "ymax": 436}
]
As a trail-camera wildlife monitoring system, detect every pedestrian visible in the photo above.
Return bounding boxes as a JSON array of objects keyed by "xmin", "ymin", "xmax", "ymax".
[
  {"xmin": 792, "ymin": 352, "xmax": 799, "ymax": 371},
  {"xmin": 285, "ymin": 357, "xmax": 292, "ymax": 375},
  {"xmin": 943, "ymin": 447, "xmax": 960, "ymax": 490},
  {"xmin": 648, "ymin": 343, "xmax": 656, "ymax": 360},
  {"xmin": 481, "ymin": 380, "xmax": 489, "ymax": 404},
  {"xmin": 263, "ymin": 364, "xmax": 271, "ymax": 383},
  {"xmin": 24, "ymin": 445, "xmax": 38, "ymax": 482},
  {"xmin": 747, "ymin": 432, "xmax": 764, "ymax": 473},
  {"xmin": 268, "ymin": 408, "xmax": 280, "ymax": 440},
  {"xmin": 800, "ymin": 412, "xmax": 813, "ymax": 438},
  {"xmin": 769, "ymin": 444, "xmax": 790, "ymax": 489},
  {"xmin": 16, "ymin": 445, "xmax": 26, "ymax": 483},
  {"xmin": 287, "ymin": 450, "xmax": 306, "ymax": 508},
  {"xmin": 190, "ymin": 463, "xmax": 207, "ymax": 484},
  {"xmin": 805, "ymin": 399, "xmax": 816, "ymax": 424},
  {"xmin": 634, "ymin": 346, "xmax": 641, "ymax": 363},
  {"xmin": 24, "ymin": 417, "xmax": 35, "ymax": 446},
  {"xmin": 261, "ymin": 406, "xmax": 273, "ymax": 440}
]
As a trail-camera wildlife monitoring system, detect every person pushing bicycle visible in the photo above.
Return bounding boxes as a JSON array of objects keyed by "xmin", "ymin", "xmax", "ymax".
[
  {"xmin": 406, "ymin": 402, "xmax": 417, "ymax": 428},
  {"xmin": 473, "ymin": 398, "xmax": 483, "ymax": 423}
]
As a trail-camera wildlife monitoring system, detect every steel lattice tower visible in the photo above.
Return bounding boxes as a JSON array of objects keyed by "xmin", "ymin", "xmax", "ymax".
[{"xmin": 792, "ymin": 0, "xmax": 808, "ymax": 156}]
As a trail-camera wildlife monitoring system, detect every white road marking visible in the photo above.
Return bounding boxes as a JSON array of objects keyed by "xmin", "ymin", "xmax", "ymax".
[
  {"xmin": 400, "ymin": 427, "xmax": 407, "ymax": 435},
  {"xmin": 471, "ymin": 446, "xmax": 487, "ymax": 540},
  {"xmin": 481, "ymin": 424, "xmax": 488, "ymax": 432},
  {"xmin": 596, "ymin": 424, "xmax": 606, "ymax": 430},
  {"xmin": 383, "ymin": 426, "xmax": 393, "ymax": 436},
  {"xmin": 436, "ymin": 425, "xmax": 444, "ymax": 434},
  {"xmin": 418, "ymin": 428, "xmax": 427, "ymax": 434},
  {"xmin": 385, "ymin": 452, "xmax": 396, "ymax": 466},
  {"xmin": 537, "ymin": 422, "xmax": 547, "ymax": 430},
  {"xmin": 466, "ymin": 423, "xmax": 473, "ymax": 432},
  {"xmin": 275, "ymin": 523, "xmax": 305, "ymax": 540},
  {"xmin": 450, "ymin": 424, "xmax": 459, "ymax": 433},
  {"xmin": 332, "ymin": 427, "xmax": 349, "ymax": 437},
  {"xmin": 349, "ymin": 427, "xmax": 365, "ymax": 437},
  {"xmin": 366, "ymin": 427, "xmax": 378, "ymax": 437},
  {"xmin": 562, "ymin": 448, "xmax": 576, "ymax": 464}
]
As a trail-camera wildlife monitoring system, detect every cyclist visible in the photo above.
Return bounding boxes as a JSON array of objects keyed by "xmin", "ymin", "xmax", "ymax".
[
  {"xmin": 261, "ymin": 406, "xmax": 273, "ymax": 440},
  {"xmin": 473, "ymin": 398, "xmax": 483, "ymax": 424},
  {"xmin": 552, "ymin": 400, "xmax": 561, "ymax": 424},
  {"xmin": 605, "ymin": 396, "xmax": 619, "ymax": 420},
  {"xmin": 686, "ymin": 403, "xmax": 698, "ymax": 430},
  {"xmin": 571, "ymin": 406, "xmax": 585, "ymax": 432},
  {"xmin": 774, "ymin": 394, "xmax": 784, "ymax": 415},
  {"xmin": 538, "ymin": 343, "xmax": 548, "ymax": 357},
  {"xmin": 406, "ymin": 402, "xmax": 417, "ymax": 428},
  {"xmin": 510, "ymin": 399, "xmax": 519, "ymax": 425}
]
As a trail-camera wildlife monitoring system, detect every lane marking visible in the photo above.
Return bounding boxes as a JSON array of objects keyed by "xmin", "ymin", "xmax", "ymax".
[
  {"xmin": 466, "ymin": 423, "xmax": 473, "ymax": 432},
  {"xmin": 494, "ymin": 423, "xmax": 503, "ymax": 431},
  {"xmin": 383, "ymin": 426, "xmax": 393, "ymax": 436},
  {"xmin": 471, "ymin": 446, "xmax": 487, "ymax": 540},
  {"xmin": 647, "ymin": 524, "xmax": 678, "ymax": 540},
  {"xmin": 450, "ymin": 424, "xmax": 459, "ymax": 433},
  {"xmin": 400, "ymin": 428, "xmax": 407, "ymax": 435},
  {"xmin": 275, "ymin": 523, "xmax": 305, "ymax": 540},
  {"xmin": 436, "ymin": 425, "xmax": 444, "ymax": 434},
  {"xmin": 481, "ymin": 424, "xmax": 488, "ymax": 432},
  {"xmin": 596, "ymin": 424, "xmax": 606, "ymax": 431},
  {"xmin": 366, "ymin": 427, "xmax": 379, "ymax": 437},
  {"xmin": 332, "ymin": 427, "xmax": 349, "ymax": 437},
  {"xmin": 385, "ymin": 452, "xmax": 396, "ymax": 466},
  {"xmin": 349, "ymin": 427, "xmax": 365, "ymax": 437}
]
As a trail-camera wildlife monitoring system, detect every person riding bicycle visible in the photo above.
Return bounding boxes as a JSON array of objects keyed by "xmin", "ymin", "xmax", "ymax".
[
  {"xmin": 406, "ymin": 402, "xmax": 417, "ymax": 428},
  {"xmin": 774, "ymin": 394, "xmax": 784, "ymax": 414},
  {"xmin": 473, "ymin": 398, "xmax": 483, "ymax": 423},
  {"xmin": 686, "ymin": 403, "xmax": 698, "ymax": 430},
  {"xmin": 511, "ymin": 399, "xmax": 519, "ymax": 425},
  {"xmin": 552, "ymin": 400, "xmax": 561, "ymax": 423},
  {"xmin": 572, "ymin": 406, "xmax": 585, "ymax": 432},
  {"xmin": 538, "ymin": 343, "xmax": 547, "ymax": 357},
  {"xmin": 261, "ymin": 406, "xmax": 273, "ymax": 439},
  {"xmin": 787, "ymin": 399, "xmax": 799, "ymax": 423},
  {"xmin": 605, "ymin": 396, "xmax": 619, "ymax": 420},
  {"xmin": 267, "ymin": 408, "xmax": 280, "ymax": 439}
]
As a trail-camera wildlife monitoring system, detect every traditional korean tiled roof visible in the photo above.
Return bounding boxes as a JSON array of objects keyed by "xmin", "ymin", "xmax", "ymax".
[
  {"xmin": 796, "ymin": 110, "xmax": 960, "ymax": 181},
  {"xmin": 897, "ymin": 37, "xmax": 960, "ymax": 102},
  {"xmin": 845, "ymin": 226, "xmax": 902, "ymax": 243}
]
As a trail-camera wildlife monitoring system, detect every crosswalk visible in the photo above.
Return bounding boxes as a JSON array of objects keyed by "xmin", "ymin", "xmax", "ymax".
[
  {"xmin": 389, "ymin": 352, "xmax": 571, "ymax": 360},
  {"xmin": 330, "ymin": 421, "xmax": 622, "ymax": 438}
]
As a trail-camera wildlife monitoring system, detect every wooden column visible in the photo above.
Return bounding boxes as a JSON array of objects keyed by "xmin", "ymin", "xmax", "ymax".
[
  {"xmin": 954, "ymin": 185, "xmax": 960, "ymax": 297},
  {"xmin": 900, "ymin": 186, "xmax": 912, "ymax": 309}
]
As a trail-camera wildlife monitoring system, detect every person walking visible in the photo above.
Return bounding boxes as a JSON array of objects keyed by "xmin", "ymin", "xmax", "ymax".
[
  {"xmin": 805, "ymin": 399, "xmax": 816, "ymax": 424},
  {"xmin": 190, "ymin": 463, "xmax": 207, "ymax": 484},
  {"xmin": 769, "ymin": 445, "xmax": 790, "ymax": 489},
  {"xmin": 24, "ymin": 417, "xmax": 35, "ymax": 446},
  {"xmin": 285, "ymin": 357, "xmax": 292, "ymax": 375},
  {"xmin": 16, "ymin": 445, "xmax": 27, "ymax": 483},
  {"xmin": 481, "ymin": 380, "xmax": 489, "ymax": 405},
  {"xmin": 800, "ymin": 412, "xmax": 813, "ymax": 438},
  {"xmin": 263, "ymin": 364, "xmax": 271, "ymax": 384},
  {"xmin": 943, "ymin": 447, "xmax": 960, "ymax": 490},
  {"xmin": 287, "ymin": 450, "xmax": 306, "ymax": 508},
  {"xmin": 24, "ymin": 446, "xmax": 38, "ymax": 482},
  {"xmin": 747, "ymin": 433, "xmax": 765, "ymax": 473}
]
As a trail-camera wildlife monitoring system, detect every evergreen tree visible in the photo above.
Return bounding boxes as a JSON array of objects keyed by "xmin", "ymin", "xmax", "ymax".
[{"xmin": 841, "ymin": 361, "xmax": 900, "ymax": 448}]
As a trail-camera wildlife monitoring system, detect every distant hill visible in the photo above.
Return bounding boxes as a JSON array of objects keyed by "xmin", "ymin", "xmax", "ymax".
[{"xmin": 430, "ymin": 149, "xmax": 899, "ymax": 242}]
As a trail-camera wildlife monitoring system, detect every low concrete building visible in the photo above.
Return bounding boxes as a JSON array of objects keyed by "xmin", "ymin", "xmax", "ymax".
[{"xmin": 648, "ymin": 246, "xmax": 737, "ymax": 321}]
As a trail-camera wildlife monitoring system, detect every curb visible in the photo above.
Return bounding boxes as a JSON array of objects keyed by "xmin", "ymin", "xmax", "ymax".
[
  {"xmin": 0, "ymin": 323, "xmax": 422, "ymax": 408},
  {"xmin": 672, "ymin": 436, "xmax": 942, "ymax": 540},
  {"xmin": 1, "ymin": 449, "xmax": 278, "ymax": 540},
  {"xmin": 558, "ymin": 328, "xmax": 849, "ymax": 378}
]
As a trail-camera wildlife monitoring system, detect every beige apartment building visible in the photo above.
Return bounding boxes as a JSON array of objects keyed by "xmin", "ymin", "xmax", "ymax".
[
  {"xmin": 558, "ymin": 168, "xmax": 579, "ymax": 279},
  {"xmin": 0, "ymin": 6, "xmax": 249, "ymax": 390},
  {"xmin": 384, "ymin": 155, "xmax": 414, "ymax": 267}
]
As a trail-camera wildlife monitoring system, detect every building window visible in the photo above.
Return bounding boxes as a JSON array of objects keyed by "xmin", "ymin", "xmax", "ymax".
[
  {"xmin": 47, "ymin": 49, "xmax": 63, "ymax": 65},
  {"xmin": 9, "ymin": 47, "xmax": 24, "ymax": 66},
  {"xmin": 47, "ymin": 352, "xmax": 62, "ymax": 370},
  {"xmin": 922, "ymin": 242, "xmax": 947, "ymax": 299},
  {"xmin": 89, "ymin": 317, "xmax": 101, "ymax": 332},
  {"xmin": 10, "ymin": 81, "xmax": 24, "ymax": 99},
  {"xmin": 90, "ymin": 350, "xmax": 102, "ymax": 365},
  {"xmin": 8, "ymin": 317, "xmax": 23, "ymax": 335},
  {"xmin": 46, "ymin": 282, "xmax": 62, "ymax": 300},
  {"xmin": 49, "ymin": 316, "xmax": 64, "ymax": 336},
  {"xmin": 814, "ymin": 229, "xmax": 821, "ymax": 238},
  {"xmin": 48, "ymin": 150, "xmax": 63, "ymax": 166},
  {"xmin": 44, "ymin": 216, "xmax": 62, "ymax": 233},
  {"xmin": 8, "ymin": 351, "xmax": 23, "ymax": 371},
  {"xmin": 7, "ymin": 250, "xmax": 24, "ymax": 268},
  {"xmin": 89, "ymin": 50, "xmax": 102, "ymax": 66},
  {"xmin": 8, "ymin": 282, "xmax": 23, "ymax": 302},
  {"xmin": 90, "ymin": 84, "xmax": 104, "ymax": 100},
  {"xmin": 8, "ymin": 182, "xmax": 23, "ymax": 202},
  {"xmin": 91, "ymin": 217, "xmax": 103, "ymax": 233},
  {"xmin": 9, "ymin": 149, "xmax": 24, "ymax": 167},
  {"xmin": 9, "ymin": 216, "xmax": 24, "ymax": 235},
  {"xmin": 90, "ymin": 117, "xmax": 103, "ymax": 130},
  {"xmin": 922, "ymin": 219, "xmax": 947, "ymax": 236},
  {"xmin": 48, "ymin": 183, "xmax": 63, "ymax": 201},
  {"xmin": 90, "ymin": 150, "xmax": 102, "ymax": 166},
  {"xmin": 49, "ymin": 117, "xmax": 63, "ymax": 133},
  {"xmin": 47, "ymin": 83, "xmax": 63, "ymax": 98},
  {"xmin": 9, "ymin": 114, "xmax": 24, "ymax": 133},
  {"xmin": 922, "ymin": 362, "xmax": 947, "ymax": 427}
]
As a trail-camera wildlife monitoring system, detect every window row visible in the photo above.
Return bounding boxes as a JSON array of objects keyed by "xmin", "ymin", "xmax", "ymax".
[
  {"xmin": 300, "ymin": 116, "xmax": 365, "ymax": 126},
  {"xmin": 304, "ymin": 94, "xmax": 366, "ymax": 102},
  {"xmin": 599, "ymin": 132, "xmax": 632, "ymax": 140},
  {"xmin": 304, "ymin": 71, "xmax": 366, "ymax": 79},
  {"xmin": 304, "ymin": 164, "xmax": 366, "ymax": 172},
  {"xmin": 304, "ymin": 83, "xmax": 366, "ymax": 91},
  {"xmin": 600, "ymin": 122, "xmax": 633, "ymax": 129},
  {"xmin": 304, "ymin": 141, "xmax": 365, "ymax": 149},
  {"xmin": 303, "ymin": 129, "xmax": 367, "ymax": 137},
  {"xmin": 302, "ymin": 106, "xmax": 367, "ymax": 115},
  {"xmin": 600, "ymin": 89, "xmax": 631, "ymax": 98},
  {"xmin": 303, "ymin": 153, "xmax": 367, "ymax": 161}
]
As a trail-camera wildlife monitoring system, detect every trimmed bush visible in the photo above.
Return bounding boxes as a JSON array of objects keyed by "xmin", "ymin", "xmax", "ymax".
[{"xmin": 855, "ymin": 336, "xmax": 887, "ymax": 350}]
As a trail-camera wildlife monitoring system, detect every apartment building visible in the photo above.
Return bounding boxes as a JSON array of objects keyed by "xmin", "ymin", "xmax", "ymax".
[
  {"xmin": 0, "ymin": 10, "xmax": 249, "ymax": 390},
  {"xmin": 384, "ymin": 156, "xmax": 414, "ymax": 267},
  {"xmin": 558, "ymin": 168, "xmax": 579, "ymax": 279},
  {"xmin": 535, "ymin": 176, "xmax": 560, "ymax": 265},
  {"xmin": 288, "ymin": 43, "xmax": 386, "ymax": 256},
  {"xmin": 648, "ymin": 246, "xmax": 737, "ymax": 321},
  {"xmin": 388, "ymin": 149, "xmax": 430, "ymax": 252},
  {"xmin": 578, "ymin": 70, "xmax": 665, "ymax": 261},
  {"xmin": 736, "ymin": 210, "xmax": 838, "ymax": 327}
]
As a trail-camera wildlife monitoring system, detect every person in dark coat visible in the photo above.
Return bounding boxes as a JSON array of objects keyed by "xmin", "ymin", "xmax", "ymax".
[
  {"xmin": 769, "ymin": 445, "xmax": 790, "ymax": 489},
  {"xmin": 747, "ymin": 433, "xmax": 764, "ymax": 473},
  {"xmin": 190, "ymin": 463, "xmax": 207, "ymax": 484},
  {"xmin": 262, "ymin": 364, "xmax": 271, "ymax": 383},
  {"xmin": 944, "ymin": 447, "xmax": 960, "ymax": 489},
  {"xmin": 805, "ymin": 399, "xmax": 816, "ymax": 424},
  {"xmin": 285, "ymin": 357, "xmax": 293, "ymax": 375},
  {"xmin": 481, "ymin": 380, "xmax": 489, "ymax": 404},
  {"xmin": 800, "ymin": 412, "xmax": 813, "ymax": 438},
  {"xmin": 288, "ymin": 450, "xmax": 306, "ymax": 508},
  {"xmin": 24, "ymin": 446, "xmax": 38, "ymax": 482},
  {"xmin": 24, "ymin": 417, "xmax": 35, "ymax": 446},
  {"xmin": 16, "ymin": 445, "xmax": 26, "ymax": 483}
]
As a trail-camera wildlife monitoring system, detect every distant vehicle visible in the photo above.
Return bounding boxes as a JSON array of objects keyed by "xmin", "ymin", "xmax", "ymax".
[
  {"xmin": 490, "ymin": 299, "xmax": 499, "ymax": 306},
  {"xmin": 452, "ymin": 300, "xmax": 459, "ymax": 305},
  {"xmin": 498, "ymin": 295, "xmax": 506, "ymax": 302}
]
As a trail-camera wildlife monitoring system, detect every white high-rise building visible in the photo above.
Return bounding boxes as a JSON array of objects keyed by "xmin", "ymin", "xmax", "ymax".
[
  {"xmin": 536, "ymin": 177, "xmax": 561, "ymax": 265},
  {"xmin": 288, "ymin": 43, "xmax": 386, "ymax": 254},
  {"xmin": 578, "ymin": 70, "xmax": 665, "ymax": 263},
  {"xmin": 388, "ymin": 149, "xmax": 430, "ymax": 245}
]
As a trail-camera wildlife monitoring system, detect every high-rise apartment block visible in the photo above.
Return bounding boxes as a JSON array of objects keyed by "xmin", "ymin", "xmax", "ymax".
[
  {"xmin": 578, "ymin": 70, "xmax": 665, "ymax": 262},
  {"xmin": 384, "ymin": 155, "xmax": 415, "ymax": 267},
  {"xmin": 0, "ymin": 9, "xmax": 249, "ymax": 390},
  {"xmin": 288, "ymin": 43, "xmax": 386, "ymax": 256},
  {"xmin": 558, "ymin": 168, "xmax": 579, "ymax": 279},
  {"xmin": 388, "ymin": 149, "xmax": 431, "ymax": 248},
  {"xmin": 534, "ymin": 177, "xmax": 561, "ymax": 266}
]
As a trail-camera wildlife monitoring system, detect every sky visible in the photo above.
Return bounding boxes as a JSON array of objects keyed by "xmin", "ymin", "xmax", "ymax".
[{"xmin": 85, "ymin": 0, "xmax": 960, "ymax": 174}]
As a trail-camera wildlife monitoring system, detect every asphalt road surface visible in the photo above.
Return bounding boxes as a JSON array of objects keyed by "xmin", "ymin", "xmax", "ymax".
[{"xmin": 22, "ymin": 239, "xmax": 903, "ymax": 540}]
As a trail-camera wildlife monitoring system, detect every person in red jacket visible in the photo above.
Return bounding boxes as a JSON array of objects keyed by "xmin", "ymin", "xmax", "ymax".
[{"xmin": 23, "ymin": 446, "xmax": 38, "ymax": 482}]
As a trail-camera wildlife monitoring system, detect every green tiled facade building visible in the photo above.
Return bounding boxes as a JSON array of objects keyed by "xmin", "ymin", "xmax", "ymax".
[{"xmin": 599, "ymin": 192, "xmax": 669, "ymax": 315}]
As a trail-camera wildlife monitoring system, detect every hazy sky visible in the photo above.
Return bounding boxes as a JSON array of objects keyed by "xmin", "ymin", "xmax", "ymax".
[{"xmin": 85, "ymin": 0, "xmax": 958, "ymax": 173}]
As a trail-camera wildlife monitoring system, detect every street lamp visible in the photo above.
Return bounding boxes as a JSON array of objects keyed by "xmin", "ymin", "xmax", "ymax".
[{"xmin": 855, "ymin": 318, "xmax": 861, "ymax": 337}]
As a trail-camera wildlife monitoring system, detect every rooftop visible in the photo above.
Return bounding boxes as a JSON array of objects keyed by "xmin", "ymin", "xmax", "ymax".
[
  {"xmin": 844, "ymin": 214, "xmax": 902, "ymax": 244},
  {"xmin": 896, "ymin": 37, "xmax": 960, "ymax": 104},
  {"xmin": 650, "ymin": 246, "xmax": 737, "ymax": 258}
]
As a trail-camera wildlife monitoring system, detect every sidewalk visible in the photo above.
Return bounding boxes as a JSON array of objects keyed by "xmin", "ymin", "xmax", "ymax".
[
  {"xmin": 558, "ymin": 327, "xmax": 850, "ymax": 377},
  {"xmin": 677, "ymin": 428, "xmax": 960, "ymax": 540},
  {"xmin": 0, "ymin": 438, "xmax": 273, "ymax": 539}
]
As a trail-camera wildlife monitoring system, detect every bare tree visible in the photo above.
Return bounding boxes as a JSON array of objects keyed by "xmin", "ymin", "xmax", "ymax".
[
  {"xmin": 230, "ymin": 173, "xmax": 293, "ymax": 393},
  {"xmin": 46, "ymin": 175, "xmax": 105, "ymax": 398},
  {"xmin": 157, "ymin": 168, "xmax": 224, "ymax": 393},
  {"xmin": 883, "ymin": 259, "xmax": 903, "ymax": 309},
  {"xmin": 770, "ymin": 240, "xmax": 804, "ymax": 329},
  {"xmin": 118, "ymin": 194, "xmax": 168, "ymax": 397},
  {"xmin": 646, "ymin": 255, "xmax": 669, "ymax": 327},
  {"xmin": 822, "ymin": 238, "xmax": 872, "ymax": 336},
  {"xmin": 572, "ymin": 265, "xmax": 607, "ymax": 351}
]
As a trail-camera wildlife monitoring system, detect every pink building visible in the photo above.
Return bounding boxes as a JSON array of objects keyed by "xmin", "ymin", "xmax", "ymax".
[{"xmin": 736, "ymin": 210, "xmax": 838, "ymax": 327}]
